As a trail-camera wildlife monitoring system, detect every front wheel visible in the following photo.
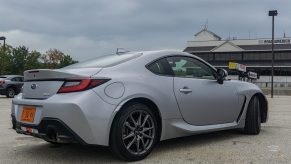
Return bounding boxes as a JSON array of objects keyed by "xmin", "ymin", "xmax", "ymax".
[
  {"xmin": 244, "ymin": 96, "xmax": 261, "ymax": 134},
  {"xmin": 110, "ymin": 103, "xmax": 158, "ymax": 161}
]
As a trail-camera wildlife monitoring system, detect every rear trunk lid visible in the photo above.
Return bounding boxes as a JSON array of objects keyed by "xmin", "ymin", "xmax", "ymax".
[{"xmin": 22, "ymin": 68, "xmax": 102, "ymax": 99}]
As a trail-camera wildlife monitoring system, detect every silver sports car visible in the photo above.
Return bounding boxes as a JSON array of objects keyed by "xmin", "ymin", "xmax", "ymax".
[{"xmin": 11, "ymin": 50, "xmax": 268, "ymax": 161}]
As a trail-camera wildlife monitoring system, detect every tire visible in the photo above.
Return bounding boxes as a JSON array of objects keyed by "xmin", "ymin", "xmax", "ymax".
[
  {"xmin": 244, "ymin": 96, "xmax": 261, "ymax": 134},
  {"xmin": 12, "ymin": 120, "xmax": 16, "ymax": 129},
  {"xmin": 110, "ymin": 103, "xmax": 159, "ymax": 161},
  {"xmin": 6, "ymin": 87, "xmax": 15, "ymax": 98}
]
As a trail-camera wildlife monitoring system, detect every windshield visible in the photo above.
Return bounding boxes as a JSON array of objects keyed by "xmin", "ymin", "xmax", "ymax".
[{"xmin": 64, "ymin": 53, "xmax": 142, "ymax": 68}]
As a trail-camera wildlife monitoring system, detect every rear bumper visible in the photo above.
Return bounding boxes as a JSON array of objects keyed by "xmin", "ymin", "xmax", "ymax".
[
  {"xmin": 13, "ymin": 116, "xmax": 86, "ymax": 144},
  {"xmin": 11, "ymin": 91, "xmax": 117, "ymax": 146}
]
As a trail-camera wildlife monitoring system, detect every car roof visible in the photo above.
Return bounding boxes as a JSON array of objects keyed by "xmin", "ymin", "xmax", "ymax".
[
  {"xmin": 122, "ymin": 49, "xmax": 191, "ymax": 60},
  {"xmin": 127, "ymin": 49, "xmax": 217, "ymax": 71}
]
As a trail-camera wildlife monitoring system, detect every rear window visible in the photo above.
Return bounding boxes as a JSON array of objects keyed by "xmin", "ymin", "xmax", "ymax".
[{"xmin": 64, "ymin": 53, "xmax": 142, "ymax": 68}]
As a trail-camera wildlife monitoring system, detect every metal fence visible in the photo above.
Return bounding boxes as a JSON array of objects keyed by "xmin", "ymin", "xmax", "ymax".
[
  {"xmin": 252, "ymin": 82, "xmax": 291, "ymax": 95},
  {"xmin": 252, "ymin": 82, "xmax": 291, "ymax": 88}
]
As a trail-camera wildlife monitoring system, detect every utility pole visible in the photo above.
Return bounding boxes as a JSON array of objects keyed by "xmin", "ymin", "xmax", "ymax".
[
  {"xmin": 0, "ymin": 36, "xmax": 6, "ymax": 75},
  {"xmin": 269, "ymin": 10, "xmax": 278, "ymax": 98}
]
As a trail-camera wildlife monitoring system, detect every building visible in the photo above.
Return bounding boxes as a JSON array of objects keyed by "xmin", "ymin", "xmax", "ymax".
[{"xmin": 184, "ymin": 28, "xmax": 291, "ymax": 88}]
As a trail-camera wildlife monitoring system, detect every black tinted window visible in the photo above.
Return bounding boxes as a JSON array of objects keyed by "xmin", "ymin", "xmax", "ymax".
[
  {"xmin": 14, "ymin": 77, "xmax": 23, "ymax": 82},
  {"xmin": 147, "ymin": 58, "xmax": 173, "ymax": 76}
]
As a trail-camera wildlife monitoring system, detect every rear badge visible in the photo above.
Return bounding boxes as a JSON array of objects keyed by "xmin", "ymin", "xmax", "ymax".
[
  {"xmin": 43, "ymin": 93, "xmax": 50, "ymax": 96},
  {"xmin": 31, "ymin": 84, "xmax": 37, "ymax": 90}
]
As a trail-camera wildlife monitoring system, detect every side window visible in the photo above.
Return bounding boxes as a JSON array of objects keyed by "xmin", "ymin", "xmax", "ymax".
[
  {"xmin": 166, "ymin": 57, "xmax": 216, "ymax": 80},
  {"xmin": 147, "ymin": 58, "xmax": 173, "ymax": 76},
  {"xmin": 11, "ymin": 77, "xmax": 22, "ymax": 82},
  {"xmin": 16, "ymin": 77, "xmax": 22, "ymax": 82}
]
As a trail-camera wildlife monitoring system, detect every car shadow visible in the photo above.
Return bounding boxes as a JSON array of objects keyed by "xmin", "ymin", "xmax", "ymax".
[
  {"xmin": 0, "ymin": 95, "xmax": 13, "ymax": 99},
  {"xmin": 156, "ymin": 129, "xmax": 245, "ymax": 151},
  {"xmin": 10, "ymin": 129, "xmax": 247, "ymax": 163}
]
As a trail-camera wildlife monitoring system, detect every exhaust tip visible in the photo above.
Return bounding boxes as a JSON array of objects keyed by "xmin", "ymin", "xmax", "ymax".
[{"xmin": 46, "ymin": 126, "xmax": 58, "ymax": 142}]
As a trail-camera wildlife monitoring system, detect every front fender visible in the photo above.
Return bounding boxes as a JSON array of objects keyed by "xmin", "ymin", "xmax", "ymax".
[{"xmin": 232, "ymin": 80, "xmax": 268, "ymax": 124}]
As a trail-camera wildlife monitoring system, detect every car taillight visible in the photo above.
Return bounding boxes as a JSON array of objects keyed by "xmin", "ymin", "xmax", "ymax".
[
  {"xmin": 57, "ymin": 79, "xmax": 110, "ymax": 93},
  {"xmin": 0, "ymin": 80, "xmax": 4, "ymax": 85}
]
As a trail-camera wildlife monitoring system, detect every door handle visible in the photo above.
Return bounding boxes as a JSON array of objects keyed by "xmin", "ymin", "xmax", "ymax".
[{"xmin": 179, "ymin": 87, "xmax": 192, "ymax": 94}]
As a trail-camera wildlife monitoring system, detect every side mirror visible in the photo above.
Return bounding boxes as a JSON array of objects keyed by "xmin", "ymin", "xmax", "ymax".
[{"xmin": 217, "ymin": 68, "xmax": 228, "ymax": 84}]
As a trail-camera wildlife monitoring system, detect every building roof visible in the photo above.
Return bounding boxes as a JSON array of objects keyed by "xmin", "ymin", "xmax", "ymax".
[
  {"xmin": 194, "ymin": 28, "xmax": 222, "ymax": 40},
  {"xmin": 186, "ymin": 29, "xmax": 291, "ymax": 53},
  {"xmin": 184, "ymin": 43, "xmax": 291, "ymax": 53},
  {"xmin": 238, "ymin": 44, "xmax": 291, "ymax": 51},
  {"xmin": 211, "ymin": 41, "xmax": 244, "ymax": 52}
]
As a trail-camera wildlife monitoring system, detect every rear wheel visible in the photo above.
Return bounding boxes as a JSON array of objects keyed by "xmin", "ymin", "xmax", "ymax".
[
  {"xmin": 6, "ymin": 87, "xmax": 15, "ymax": 98},
  {"xmin": 110, "ymin": 103, "xmax": 158, "ymax": 161},
  {"xmin": 244, "ymin": 96, "xmax": 261, "ymax": 134}
]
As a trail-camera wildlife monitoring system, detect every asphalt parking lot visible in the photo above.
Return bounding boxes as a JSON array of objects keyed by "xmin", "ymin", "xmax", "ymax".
[{"xmin": 1, "ymin": 96, "xmax": 291, "ymax": 164}]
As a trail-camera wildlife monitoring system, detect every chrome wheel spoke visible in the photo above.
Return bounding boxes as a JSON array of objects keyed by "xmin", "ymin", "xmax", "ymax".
[
  {"xmin": 141, "ymin": 115, "xmax": 149, "ymax": 127},
  {"xmin": 123, "ymin": 132, "xmax": 134, "ymax": 140},
  {"xmin": 142, "ymin": 127, "xmax": 153, "ymax": 132},
  {"xmin": 125, "ymin": 122, "xmax": 135, "ymax": 131},
  {"xmin": 130, "ymin": 115, "xmax": 138, "ymax": 127},
  {"xmin": 140, "ymin": 137, "xmax": 146, "ymax": 150},
  {"xmin": 136, "ymin": 138, "xmax": 140, "ymax": 153},
  {"xmin": 138, "ymin": 112, "xmax": 142, "ymax": 125},
  {"xmin": 126, "ymin": 136, "xmax": 136, "ymax": 149},
  {"xmin": 142, "ymin": 133, "xmax": 153, "ymax": 139}
]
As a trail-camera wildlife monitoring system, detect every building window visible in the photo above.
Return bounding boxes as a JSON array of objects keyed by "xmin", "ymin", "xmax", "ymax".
[
  {"xmin": 215, "ymin": 53, "xmax": 242, "ymax": 61},
  {"xmin": 194, "ymin": 53, "xmax": 213, "ymax": 61},
  {"xmin": 244, "ymin": 52, "xmax": 272, "ymax": 60},
  {"xmin": 275, "ymin": 52, "xmax": 291, "ymax": 60}
]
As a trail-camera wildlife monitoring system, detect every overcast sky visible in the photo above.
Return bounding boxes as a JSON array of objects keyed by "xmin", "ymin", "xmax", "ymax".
[{"xmin": 0, "ymin": 0, "xmax": 291, "ymax": 61}]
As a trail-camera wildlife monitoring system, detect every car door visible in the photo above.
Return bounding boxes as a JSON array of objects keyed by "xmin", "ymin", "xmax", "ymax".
[
  {"xmin": 11, "ymin": 77, "xmax": 23, "ymax": 93},
  {"xmin": 167, "ymin": 56, "xmax": 240, "ymax": 126}
]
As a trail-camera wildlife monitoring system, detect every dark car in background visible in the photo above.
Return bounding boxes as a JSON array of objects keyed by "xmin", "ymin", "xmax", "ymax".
[{"xmin": 0, "ymin": 75, "xmax": 24, "ymax": 98}]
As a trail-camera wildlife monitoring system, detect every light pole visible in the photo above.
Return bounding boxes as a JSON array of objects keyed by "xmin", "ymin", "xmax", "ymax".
[
  {"xmin": 0, "ymin": 36, "xmax": 6, "ymax": 75},
  {"xmin": 269, "ymin": 10, "xmax": 278, "ymax": 98},
  {"xmin": 0, "ymin": 36, "xmax": 5, "ymax": 48}
]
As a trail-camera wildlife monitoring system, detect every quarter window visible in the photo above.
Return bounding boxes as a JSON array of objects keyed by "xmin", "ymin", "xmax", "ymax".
[{"xmin": 147, "ymin": 58, "xmax": 173, "ymax": 76}]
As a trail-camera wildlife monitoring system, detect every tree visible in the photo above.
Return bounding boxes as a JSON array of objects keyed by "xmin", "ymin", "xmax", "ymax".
[
  {"xmin": 59, "ymin": 54, "xmax": 78, "ymax": 68},
  {"xmin": 0, "ymin": 44, "xmax": 13, "ymax": 75},
  {"xmin": 0, "ymin": 45, "xmax": 77, "ymax": 75},
  {"xmin": 11, "ymin": 46, "xmax": 29, "ymax": 75},
  {"xmin": 25, "ymin": 50, "xmax": 42, "ymax": 70},
  {"xmin": 41, "ymin": 49, "xmax": 77, "ymax": 69}
]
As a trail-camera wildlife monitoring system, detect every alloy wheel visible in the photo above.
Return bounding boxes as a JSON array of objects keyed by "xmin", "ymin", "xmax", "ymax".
[
  {"xmin": 8, "ymin": 88, "xmax": 15, "ymax": 98},
  {"xmin": 122, "ymin": 110, "xmax": 155, "ymax": 155}
]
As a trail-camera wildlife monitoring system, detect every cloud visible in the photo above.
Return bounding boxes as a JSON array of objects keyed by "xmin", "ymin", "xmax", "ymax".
[
  {"xmin": 0, "ymin": 0, "xmax": 291, "ymax": 61},
  {"xmin": 1, "ymin": 29, "xmax": 184, "ymax": 61}
]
